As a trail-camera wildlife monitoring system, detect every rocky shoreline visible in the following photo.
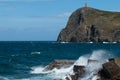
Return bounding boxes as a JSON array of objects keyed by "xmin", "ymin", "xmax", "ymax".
[{"xmin": 44, "ymin": 58, "xmax": 120, "ymax": 80}]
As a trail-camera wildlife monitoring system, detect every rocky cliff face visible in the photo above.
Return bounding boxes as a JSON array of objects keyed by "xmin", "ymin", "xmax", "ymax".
[{"xmin": 57, "ymin": 7, "xmax": 120, "ymax": 42}]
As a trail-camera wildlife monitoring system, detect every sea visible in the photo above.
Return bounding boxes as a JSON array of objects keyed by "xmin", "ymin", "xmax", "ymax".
[{"xmin": 0, "ymin": 41, "xmax": 120, "ymax": 80}]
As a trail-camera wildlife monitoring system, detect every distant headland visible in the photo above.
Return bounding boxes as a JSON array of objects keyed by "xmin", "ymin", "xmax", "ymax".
[{"xmin": 57, "ymin": 7, "xmax": 120, "ymax": 42}]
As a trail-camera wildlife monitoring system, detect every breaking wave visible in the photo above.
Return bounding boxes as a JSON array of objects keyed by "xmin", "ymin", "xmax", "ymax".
[
  {"xmin": 30, "ymin": 66, "xmax": 73, "ymax": 79},
  {"xmin": 29, "ymin": 50, "xmax": 114, "ymax": 80},
  {"xmin": 80, "ymin": 50, "xmax": 113, "ymax": 80},
  {"xmin": 2, "ymin": 50, "xmax": 113, "ymax": 80}
]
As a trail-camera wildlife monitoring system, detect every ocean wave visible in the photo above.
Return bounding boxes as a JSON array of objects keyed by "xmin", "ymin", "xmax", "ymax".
[
  {"xmin": 5, "ymin": 50, "xmax": 114, "ymax": 80},
  {"xmin": 30, "ymin": 66, "xmax": 49, "ymax": 74},
  {"xmin": 0, "ymin": 76, "xmax": 9, "ymax": 80},
  {"xmin": 30, "ymin": 65, "xmax": 73, "ymax": 79},
  {"xmin": 80, "ymin": 50, "xmax": 113, "ymax": 80},
  {"xmin": 29, "ymin": 50, "xmax": 114, "ymax": 80},
  {"xmin": 31, "ymin": 52, "xmax": 41, "ymax": 55}
]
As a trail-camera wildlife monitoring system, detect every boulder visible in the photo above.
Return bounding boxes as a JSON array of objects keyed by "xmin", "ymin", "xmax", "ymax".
[
  {"xmin": 99, "ymin": 58, "xmax": 120, "ymax": 80},
  {"xmin": 109, "ymin": 58, "xmax": 120, "ymax": 67},
  {"xmin": 65, "ymin": 65, "xmax": 85, "ymax": 80},
  {"xmin": 73, "ymin": 65, "xmax": 85, "ymax": 79},
  {"xmin": 73, "ymin": 65, "xmax": 85, "ymax": 74}
]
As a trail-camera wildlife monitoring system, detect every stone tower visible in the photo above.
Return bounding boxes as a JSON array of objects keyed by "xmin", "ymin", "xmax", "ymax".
[{"xmin": 85, "ymin": 0, "xmax": 88, "ymax": 7}]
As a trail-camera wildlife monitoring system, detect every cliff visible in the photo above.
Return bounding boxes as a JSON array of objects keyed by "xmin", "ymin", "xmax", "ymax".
[{"xmin": 57, "ymin": 7, "xmax": 120, "ymax": 42}]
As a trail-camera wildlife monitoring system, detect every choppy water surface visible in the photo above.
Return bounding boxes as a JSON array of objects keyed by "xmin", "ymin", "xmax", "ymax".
[{"xmin": 0, "ymin": 41, "xmax": 120, "ymax": 80}]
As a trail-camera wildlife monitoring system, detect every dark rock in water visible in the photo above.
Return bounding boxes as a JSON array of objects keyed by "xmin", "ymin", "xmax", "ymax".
[
  {"xmin": 57, "ymin": 7, "xmax": 120, "ymax": 42},
  {"xmin": 44, "ymin": 60, "xmax": 75, "ymax": 71},
  {"xmin": 73, "ymin": 65, "xmax": 85, "ymax": 79},
  {"xmin": 88, "ymin": 59, "xmax": 98, "ymax": 64},
  {"xmin": 65, "ymin": 65, "xmax": 85, "ymax": 80},
  {"xmin": 65, "ymin": 58, "xmax": 120, "ymax": 80},
  {"xmin": 109, "ymin": 58, "xmax": 120, "ymax": 67},
  {"xmin": 45, "ymin": 58, "xmax": 120, "ymax": 80},
  {"xmin": 99, "ymin": 58, "xmax": 120, "ymax": 80},
  {"xmin": 73, "ymin": 65, "xmax": 85, "ymax": 74},
  {"xmin": 103, "ymin": 61, "xmax": 120, "ymax": 79}
]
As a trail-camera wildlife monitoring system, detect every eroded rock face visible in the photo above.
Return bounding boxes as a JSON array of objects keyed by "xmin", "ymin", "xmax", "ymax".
[
  {"xmin": 113, "ymin": 30, "xmax": 120, "ymax": 42},
  {"xmin": 57, "ymin": 7, "xmax": 120, "ymax": 42}
]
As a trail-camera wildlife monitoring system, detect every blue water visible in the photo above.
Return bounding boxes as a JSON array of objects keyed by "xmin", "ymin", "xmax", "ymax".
[{"xmin": 0, "ymin": 41, "xmax": 120, "ymax": 80}]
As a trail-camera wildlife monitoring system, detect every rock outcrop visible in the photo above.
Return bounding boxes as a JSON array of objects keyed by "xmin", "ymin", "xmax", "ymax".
[
  {"xmin": 44, "ymin": 60, "xmax": 75, "ymax": 71},
  {"xmin": 99, "ymin": 58, "xmax": 120, "ymax": 80},
  {"xmin": 57, "ymin": 7, "xmax": 120, "ymax": 42},
  {"xmin": 65, "ymin": 59, "xmax": 99, "ymax": 80},
  {"xmin": 43, "ymin": 58, "xmax": 120, "ymax": 80},
  {"xmin": 65, "ymin": 58, "xmax": 120, "ymax": 80},
  {"xmin": 65, "ymin": 65, "xmax": 85, "ymax": 80}
]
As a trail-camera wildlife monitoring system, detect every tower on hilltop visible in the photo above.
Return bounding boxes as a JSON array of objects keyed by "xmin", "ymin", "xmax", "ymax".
[{"xmin": 85, "ymin": 0, "xmax": 88, "ymax": 7}]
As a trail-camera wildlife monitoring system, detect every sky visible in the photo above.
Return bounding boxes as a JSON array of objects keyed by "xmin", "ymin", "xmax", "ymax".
[{"xmin": 0, "ymin": 0, "xmax": 120, "ymax": 41}]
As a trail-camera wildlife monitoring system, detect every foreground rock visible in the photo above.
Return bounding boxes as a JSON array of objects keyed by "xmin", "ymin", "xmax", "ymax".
[
  {"xmin": 99, "ymin": 58, "xmax": 120, "ymax": 80},
  {"xmin": 65, "ymin": 58, "xmax": 120, "ymax": 80},
  {"xmin": 65, "ymin": 59, "xmax": 98, "ymax": 80},
  {"xmin": 44, "ymin": 58, "xmax": 120, "ymax": 80},
  {"xmin": 57, "ymin": 7, "xmax": 120, "ymax": 42},
  {"xmin": 65, "ymin": 65, "xmax": 85, "ymax": 80}
]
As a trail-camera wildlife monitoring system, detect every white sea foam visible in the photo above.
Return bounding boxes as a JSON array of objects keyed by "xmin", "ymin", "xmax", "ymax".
[
  {"xmin": 29, "ymin": 50, "xmax": 114, "ymax": 80},
  {"xmin": 65, "ymin": 50, "xmax": 113, "ymax": 80},
  {"xmin": 60, "ymin": 42, "xmax": 69, "ymax": 44},
  {"xmin": 113, "ymin": 42, "xmax": 117, "ymax": 44},
  {"xmin": 74, "ymin": 56, "xmax": 88, "ymax": 66},
  {"xmin": 103, "ymin": 42, "xmax": 109, "ymax": 44},
  {"xmin": 80, "ymin": 50, "xmax": 113, "ymax": 80},
  {"xmin": 0, "ymin": 76, "xmax": 9, "ymax": 80},
  {"xmin": 89, "ymin": 42, "xmax": 93, "ymax": 44},
  {"xmin": 31, "ymin": 52, "xmax": 41, "ymax": 55},
  {"xmin": 31, "ymin": 66, "xmax": 46, "ymax": 74},
  {"xmin": 11, "ymin": 54, "xmax": 19, "ymax": 57},
  {"xmin": 31, "ymin": 65, "xmax": 73, "ymax": 79}
]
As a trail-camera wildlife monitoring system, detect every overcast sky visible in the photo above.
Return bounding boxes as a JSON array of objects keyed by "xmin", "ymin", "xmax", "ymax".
[{"xmin": 0, "ymin": 0, "xmax": 120, "ymax": 41}]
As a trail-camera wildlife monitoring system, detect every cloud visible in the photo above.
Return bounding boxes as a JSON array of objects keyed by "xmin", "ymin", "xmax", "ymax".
[{"xmin": 57, "ymin": 12, "xmax": 72, "ymax": 17}]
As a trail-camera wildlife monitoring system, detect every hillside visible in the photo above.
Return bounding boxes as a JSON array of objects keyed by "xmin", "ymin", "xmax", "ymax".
[{"xmin": 57, "ymin": 7, "xmax": 120, "ymax": 42}]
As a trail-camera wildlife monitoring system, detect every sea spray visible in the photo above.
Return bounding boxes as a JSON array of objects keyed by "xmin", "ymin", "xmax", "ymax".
[
  {"xmin": 31, "ymin": 66, "xmax": 47, "ymax": 74},
  {"xmin": 0, "ymin": 42, "xmax": 119, "ymax": 80},
  {"xmin": 79, "ymin": 50, "xmax": 113, "ymax": 80},
  {"xmin": 65, "ymin": 50, "xmax": 114, "ymax": 80},
  {"xmin": 74, "ymin": 56, "xmax": 88, "ymax": 66},
  {"xmin": 31, "ymin": 65, "xmax": 73, "ymax": 79},
  {"xmin": 0, "ymin": 76, "xmax": 9, "ymax": 80},
  {"xmin": 30, "ymin": 50, "xmax": 114, "ymax": 80}
]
